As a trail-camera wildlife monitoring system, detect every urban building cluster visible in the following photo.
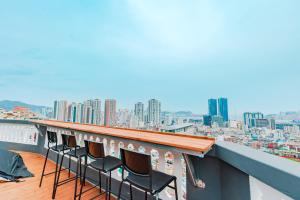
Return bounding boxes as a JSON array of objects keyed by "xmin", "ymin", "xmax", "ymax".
[
  {"xmin": 1, "ymin": 97, "xmax": 300, "ymax": 162},
  {"xmin": 0, "ymin": 106, "xmax": 39, "ymax": 120},
  {"xmin": 53, "ymin": 99, "xmax": 162, "ymax": 130},
  {"xmin": 53, "ymin": 99, "xmax": 109, "ymax": 126},
  {"xmin": 202, "ymin": 98, "xmax": 229, "ymax": 127}
]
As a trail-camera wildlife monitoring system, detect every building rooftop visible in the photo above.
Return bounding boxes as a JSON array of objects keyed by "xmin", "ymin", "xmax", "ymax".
[{"xmin": 161, "ymin": 123, "xmax": 194, "ymax": 131}]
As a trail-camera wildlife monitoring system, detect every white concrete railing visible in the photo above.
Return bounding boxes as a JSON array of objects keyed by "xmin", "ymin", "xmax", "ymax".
[{"xmin": 0, "ymin": 122, "xmax": 38, "ymax": 145}]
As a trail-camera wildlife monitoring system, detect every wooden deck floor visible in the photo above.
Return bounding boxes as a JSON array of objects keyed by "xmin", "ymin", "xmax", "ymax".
[{"xmin": 0, "ymin": 151, "xmax": 114, "ymax": 200}]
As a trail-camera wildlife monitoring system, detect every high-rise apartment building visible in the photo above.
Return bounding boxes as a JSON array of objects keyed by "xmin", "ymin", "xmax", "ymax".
[
  {"xmin": 76, "ymin": 103, "xmax": 83, "ymax": 123},
  {"xmin": 147, "ymin": 99, "xmax": 161, "ymax": 126},
  {"xmin": 68, "ymin": 102, "xmax": 77, "ymax": 122},
  {"xmin": 207, "ymin": 98, "xmax": 229, "ymax": 123},
  {"xmin": 134, "ymin": 102, "xmax": 144, "ymax": 122},
  {"xmin": 81, "ymin": 99, "xmax": 102, "ymax": 125},
  {"xmin": 82, "ymin": 100, "xmax": 93, "ymax": 124},
  {"xmin": 91, "ymin": 99, "xmax": 101, "ymax": 125},
  {"xmin": 244, "ymin": 112, "xmax": 264, "ymax": 128},
  {"xmin": 208, "ymin": 99, "xmax": 218, "ymax": 116},
  {"xmin": 218, "ymin": 98, "xmax": 229, "ymax": 122},
  {"xmin": 53, "ymin": 100, "xmax": 58, "ymax": 119},
  {"xmin": 53, "ymin": 100, "xmax": 68, "ymax": 121},
  {"xmin": 53, "ymin": 99, "xmax": 101, "ymax": 124},
  {"xmin": 104, "ymin": 99, "xmax": 116, "ymax": 127}
]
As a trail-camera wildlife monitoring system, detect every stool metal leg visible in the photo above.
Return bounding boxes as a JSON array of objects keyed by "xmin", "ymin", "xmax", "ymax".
[
  {"xmin": 117, "ymin": 180, "xmax": 124, "ymax": 200},
  {"xmin": 78, "ymin": 163, "xmax": 87, "ymax": 200},
  {"xmin": 52, "ymin": 152, "xmax": 60, "ymax": 199},
  {"xmin": 99, "ymin": 171, "xmax": 102, "ymax": 195},
  {"xmin": 68, "ymin": 155, "xmax": 71, "ymax": 177},
  {"xmin": 79, "ymin": 157, "xmax": 82, "ymax": 184},
  {"xmin": 53, "ymin": 153, "xmax": 65, "ymax": 199},
  {"xmin": 74, "ymin": 157, "xmax": 80, "ymax": 200},
  {"xmin": 174, "ymin": 179, "xmax": 178, "ymax": 200},
  {"xmin": 105, "ymin": 174, "xmax": 109, "ymax": 200},
  {"xmin": 109, "ymin": 171, "xmax": 112, "ymax": 200},
  {"xmin": 39, "ymin": 148, "xmax": 49, "ymax": 187},
  {"xmin": 129, "ymin": 184, "xmax": 133, "ymax": 200}
]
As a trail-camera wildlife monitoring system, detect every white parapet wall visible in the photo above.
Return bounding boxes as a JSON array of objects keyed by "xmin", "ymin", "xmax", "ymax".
[{"xmin": 0, "ymin": 122, "xmax": 39, "ymax": 145}]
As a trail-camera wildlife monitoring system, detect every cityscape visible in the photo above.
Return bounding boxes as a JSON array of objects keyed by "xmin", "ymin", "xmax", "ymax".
[
  {"xmin": 1, "ymin": 97, "xmax": 300, "ymax": 162},
  {"xmin": 1, "ymin": 1, "xmax": 299, "ymax": 199}
]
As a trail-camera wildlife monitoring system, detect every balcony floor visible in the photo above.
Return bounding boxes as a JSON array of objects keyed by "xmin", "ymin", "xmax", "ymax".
[{"xmin": 0, "ymin": 151, "xmax": 114, "ymax": 200}]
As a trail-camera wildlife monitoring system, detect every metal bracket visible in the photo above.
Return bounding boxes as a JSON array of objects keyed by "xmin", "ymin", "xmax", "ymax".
[{"xmin": 183, "ymin": 149, "xmax": 211, "ymax": 189}]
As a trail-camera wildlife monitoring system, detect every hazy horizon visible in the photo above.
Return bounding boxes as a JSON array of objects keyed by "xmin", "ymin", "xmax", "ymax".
[{"xmin": 1, "ymin": 1, "xmax": 299, "ymax": 114}]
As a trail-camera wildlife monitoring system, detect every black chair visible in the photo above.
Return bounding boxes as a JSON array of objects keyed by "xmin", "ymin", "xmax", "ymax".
[
  {"xmin": 78, "ymin": 140, "xmax": 122, "ymax": 200},
  {"xmin": 53, "ymin": 133, "xmax": 87, "ymax": 200},
  {"xmin": 39, "ymin": 131, "xmax": 71, "ymax": 199},
  {"xmin": 118, "ymin": 148, "xmax": 178, "ymax": 200}
]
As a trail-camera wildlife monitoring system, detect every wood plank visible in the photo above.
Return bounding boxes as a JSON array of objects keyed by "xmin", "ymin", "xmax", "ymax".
[
  {"xmin": 0, "ymin": 151, "xmax": 114, "ymax": 200},
  {"xmin": 32, "ymin": 120, "xmax": 215, "ymax": 153}
]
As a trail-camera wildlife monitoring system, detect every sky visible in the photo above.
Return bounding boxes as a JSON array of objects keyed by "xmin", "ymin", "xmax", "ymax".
[{"xmin": 0, "ymin": 0, "xmax": 299, "ymax": 116}]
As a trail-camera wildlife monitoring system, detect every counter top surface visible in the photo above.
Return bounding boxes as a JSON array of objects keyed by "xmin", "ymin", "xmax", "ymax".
[{"xmin": 32, "ymin": 120, "xmax": 215, "ymax": 153}]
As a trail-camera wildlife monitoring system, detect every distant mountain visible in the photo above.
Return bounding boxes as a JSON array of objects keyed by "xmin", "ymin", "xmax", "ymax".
[
  {"xmin": 175, "ymin": 111, "xmax": 193, "ymax": 117},
  {"xmin": 0, "ymin": 100, "xmax": 50, "ymax": 113}
]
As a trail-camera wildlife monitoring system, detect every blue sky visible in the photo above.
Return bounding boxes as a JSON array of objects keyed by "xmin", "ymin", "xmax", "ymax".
[{"xmin": 0, "ymin": 0, "xmax": 299, "ymax": 115}]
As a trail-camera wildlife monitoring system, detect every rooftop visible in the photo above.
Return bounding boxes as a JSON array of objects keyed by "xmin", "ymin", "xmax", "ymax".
[{"xmin": 0, "ymin": 119, "xmax": 299, "ymax": 200}]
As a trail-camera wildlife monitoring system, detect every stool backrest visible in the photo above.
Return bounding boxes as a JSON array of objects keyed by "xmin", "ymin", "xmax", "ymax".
[
  {"xmin": 47, "ymin": 131, "xmax": 57, "ymax": 144},
  {"xmin": 120, "ymin": 148, "xmax": 152, "ymax": 176},
  {"xmin": 61, "ymin": 134, "xmax": 77, "ymax": 148},
  {"xmin": 84, "ymin": 140, "xmax": 105, "ymax": 159}
]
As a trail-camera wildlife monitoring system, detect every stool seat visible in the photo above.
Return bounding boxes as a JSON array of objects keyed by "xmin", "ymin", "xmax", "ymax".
[
  {"xmin": 90, "ymin": 156, "xmax": 122, "ymax": 172},
  {"xmin": 67, "ymin": 147, "xmax": 87, "ymax": 158},
  {"xmin": 50, "ymin": 144, "xmax": 69, "ymax": 152},
  {"xmin": 126, "ymin": 170, "xmax": 176, "ymax": 193}
]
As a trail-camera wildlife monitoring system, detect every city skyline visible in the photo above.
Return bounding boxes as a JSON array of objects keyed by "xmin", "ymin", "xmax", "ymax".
[
  {"xmin": 1, "ymin": 1, "xmax": 300, "ymax": 114},
  {"xmin": 2, "ymin": 97, "xmax": 300, "ymax": 119}
]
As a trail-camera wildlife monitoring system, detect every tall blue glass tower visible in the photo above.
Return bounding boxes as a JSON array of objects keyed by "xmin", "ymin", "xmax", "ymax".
[
  {"xmin": 208, "ymin": 99, "xmax": 218, "ymax": 116},
  {"xmin": 218, "ymin": 98, "xmax": 229, "ymax": 122}
]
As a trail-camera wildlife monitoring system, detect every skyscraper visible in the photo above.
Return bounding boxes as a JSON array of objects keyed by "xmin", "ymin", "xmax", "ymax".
[
  {"xmin": 68, "ymin": 102, "xmax": 77, "ymax": 122},
  {"xmin": 53, "ymin": 100, "xmax": 58, "ymax": 119},
  {"xmin": 104, "ymin": 99, "xmax": 116, "ymax": 127},
  {"xmin": 208, "ymin": 99, "xmax": 218, "ymax": 116},
  {"xmin": 53, "ymin": 100, "xmax": 68, "ymax": 121},
  {"xmin": 147, "ymin": 99, "xmax": 161, "ymax": 126},
  {"xmin": 82, "ymin": 100, "xmax": 93, "ymax": 124},
  {"xmin": 218, "ymin": 98, "xmax": 229, "ymax": 122},
  {"xmin": 74, "ymin": 103, "xmax": 83, "ymax": 123},
  {"xmin": 134, "ymin": 102, "xmax": 144, "ymax": 122},
  {"xmin": 203, "ymin": 115, "xmax": 212, "ymax": 127},
  {"xmin": 244, "ymin": 112, "xmax": 264, "ymax": 128},
  {"xmin": 91, "ymin": 99, "xmax": 101, "ymax": 125}
]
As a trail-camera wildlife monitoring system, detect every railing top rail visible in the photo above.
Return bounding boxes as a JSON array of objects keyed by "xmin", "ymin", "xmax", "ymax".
[
  {"xmin": 31, "ymin": 119, "xmax": 215, "ymax": 153},
  {"xmin": 215, "ymin": 141, "xmax": 300, "ymax": 199}
]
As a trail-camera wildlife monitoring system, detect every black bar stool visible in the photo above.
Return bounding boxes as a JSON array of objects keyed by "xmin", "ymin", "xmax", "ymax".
[
  {"xmin": 118, "ymin": 148, "xmax": 178, "ymax": 200},
  {"xmin": 39, "ymin": 131, "xmax": 71, "ymax": 199},
  {"xmin": 53, "ymin": 133, "xmax": 87, "ymax": 199},
  {"xmin": 78, "ymin": 140, "xmax": 122, "ymax": 200}
]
